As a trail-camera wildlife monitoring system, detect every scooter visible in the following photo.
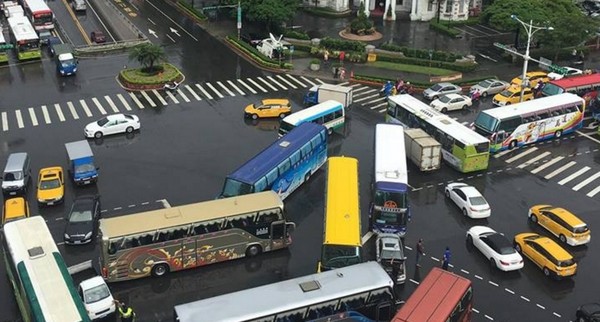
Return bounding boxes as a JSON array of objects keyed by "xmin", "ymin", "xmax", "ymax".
[
  {"xmin": 379, "ymin": 82, "xmax": 394, "ymax": 97},
  {"xmin": 163, "ymin": 81, "xmax": 180, "ymax": 91}
]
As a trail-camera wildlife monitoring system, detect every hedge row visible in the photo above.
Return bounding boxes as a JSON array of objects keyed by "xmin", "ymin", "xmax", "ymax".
[
  {"xmin": 429, "ymin": 22, "xmax": 461, "ymax": 38},
  {"xmin": 283, "ymin": 30, "xmax": 310, "ymax": 40},
  {"xmin": 379, "ymin": 43, "xmax": 462, "ymax": 62},
  {"xmin": 226, "ymin": 36, "xmax": 293, "ymax": 70},
  {"xmin": 375, "ymin": 53, "xmax": 477, "ymax": 73},
  {"xmin": 320, "ymin": 37, "xmax": 366, "ymax": 52},
  {"xmin": 177, "ymin": 1, "xmax": 207, "ymax": 21}
]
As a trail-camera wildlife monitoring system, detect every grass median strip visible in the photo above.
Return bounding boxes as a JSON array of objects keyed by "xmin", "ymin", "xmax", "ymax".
[{"xmin": 368, "ymin": 61, "xmax": 456, "ymax": 76}]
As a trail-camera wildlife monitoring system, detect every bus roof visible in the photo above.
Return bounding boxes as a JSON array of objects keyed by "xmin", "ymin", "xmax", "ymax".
[
  {"xmin": 3, "ymin": 216, "xmax": 89, "ymax": 322},
  {"xmin": 282, "ymin": 100, "xmax": 343, "ymax": 126},
  {"xmin": 174, "ymin": 262, "xmax": 393, "ymax": 322},
  {"xmin": 548, "ymin": 73, "xmax": 600, "ymax": 90},
  {"xmin": 23, "ymin": 0, "xmax": 52, "ymax": 13},
  {"xmin": 388, "ymin": 95, "xmax": 488, "ymax": 145},
  {"xmin": 325, "ymin": 157, "xmax": 361, "ymax": 247},
  {"xmin": 393, "ymin": 267, "xmax": 471, "ymax": 322},
  {"xmin": 480, "ymin": 93, "xmax": 584, "ymax": 120},
  {"xmin": 227, "ymin": 122, "xmax": 326, "ymax": 184},
  {"xmin": 375, "ymin": 123, "xmax": 408, "ymax": 186},
  {"xmin": 7, "ymin": 15, "xmax": 38, "ymax": 40},
  {"xmin": 99, "ymin": 191, "xmax": 283, "ymax": 238}
]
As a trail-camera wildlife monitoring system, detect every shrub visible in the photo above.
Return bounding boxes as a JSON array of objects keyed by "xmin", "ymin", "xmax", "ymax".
[
  {"xmin": 376, "ymin": 53, "xmax": 477, "ymax": 73},
  {"xmin": 320, "ymin": 37, "xmax": 366, "ymax": 52},
  {"xmin": 349, "ymin": 3, "xmax": 374, "ymax": 35},
  {"xmin": 310, "ymin": 58, "xmax": 321, "ymax": 65},
  {"xmin": 429, "ymin": 21, "xmax": 461, "ymax": 38},
  {"xmin": 226, "ymin": 36, "xmax": 293, "ymax": 69},
  {"xmin": 379, "ymin": 43, "xmax": 463, "ymax": 62},
  {"xmin": 283, "ymin": 30, "xmax": 310, "ymax": 40}
]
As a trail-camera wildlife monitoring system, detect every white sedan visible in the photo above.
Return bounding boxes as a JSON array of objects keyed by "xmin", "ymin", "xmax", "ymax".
[
  {"xmin": 444, "ymin": 183, "xmax": 490, "ymax": 218},
  {"xmin": 430, "ymin": 94, "xmax": 472, "ymax": 113},
  {"xmin": 466, "ymin": 226, "xmax": 524, "ymax": 271},
  {"xmin": 85, "ymin": 113, "xmax": 140, "ymax": 139},
  {"xmin": 548, "ymin": 67, "xmax": 583, "ymax": 80}
]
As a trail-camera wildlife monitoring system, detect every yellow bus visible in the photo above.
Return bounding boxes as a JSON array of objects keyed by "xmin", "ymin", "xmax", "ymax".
[{"xmin": 318, "ymin": 156, "xmax": 362, "ymax": 272}]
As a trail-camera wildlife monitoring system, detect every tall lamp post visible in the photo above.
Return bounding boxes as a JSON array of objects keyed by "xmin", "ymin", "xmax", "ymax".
[{"xmin": 511, "ymin": 15, "xmax": 553, "ymax": 102}]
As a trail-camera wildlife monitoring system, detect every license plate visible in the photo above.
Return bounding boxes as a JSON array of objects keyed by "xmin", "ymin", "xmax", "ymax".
[
  {"xmin": 74, "ymin": 240, "xmax": 81, "ymax": 244},
  {"xmin": 48, "ymin": 202, "xmax": 54, "ymax": 205},
  {"xmin": 84, "ymin": 180, "xmax": 90, "ymax": 184},
  {"xmin": 9, "ymin": 192, "xmax": 16, "ymax": 196}
]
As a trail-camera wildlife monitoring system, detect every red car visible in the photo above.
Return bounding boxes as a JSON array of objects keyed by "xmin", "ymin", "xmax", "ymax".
[{"xmin": 90, "ymin": 31, "xmax": 106, "ymax": 44}]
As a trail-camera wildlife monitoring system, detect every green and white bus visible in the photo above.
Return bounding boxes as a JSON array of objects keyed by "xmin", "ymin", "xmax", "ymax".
[
  {"xmin": 2, "ymin": 216, "xmax": 91, "ymax": 322},
  {"xmin": 386, "ymin": 94, "xmax": 490, "ymax": 173},
  {"xmin": 8, "ymin": 15, "xmax": 41, "ymax": 61},
  {"xmin": 279, "ymin": 100, "xmax": 345, "ymax": 137},
  {"xmin": 0, "ymin": 32, "xmax": 12, "ymax": 63}
]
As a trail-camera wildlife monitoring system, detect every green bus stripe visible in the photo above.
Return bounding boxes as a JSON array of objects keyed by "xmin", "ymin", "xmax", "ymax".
[
  {"xmin": 17, "ymin": 262, "xmax": 46, "ymax": 322},
  {"xmin": 52, "ymin": 253, "xmax": 91, "ymax": 322}
]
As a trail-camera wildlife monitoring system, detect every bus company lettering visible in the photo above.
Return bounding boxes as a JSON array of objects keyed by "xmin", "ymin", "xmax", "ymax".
[{"xmin": 256, "ymin": 227, "xmax": 269, "ymax": 235}]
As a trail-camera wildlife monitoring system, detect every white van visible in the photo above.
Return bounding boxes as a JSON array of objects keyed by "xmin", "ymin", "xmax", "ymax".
[
  {"xmin": 72, "ymin": 0, "xmax": 86, "ymax": 12},
  {"xmin": 78, "ymin": 276, "xmax": 116, "ymax": 320},
  {"xmin": 278, "ymin": 100, "xmax": 345, "ymax": 137}
]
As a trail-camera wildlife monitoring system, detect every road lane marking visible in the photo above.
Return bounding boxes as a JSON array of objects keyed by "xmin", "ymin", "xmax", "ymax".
[
  {"xmin": 353, "ymin": 86, "xmax": 371, "ymax": 93},
  {"xmin": 276, "ymin": 74, "xmax": 297, "ymax": 89},
  {"xmin": 504, "ymin": 288, "xmax": 515, "ymax": 294},
  {"xmin": 117, "ymin": 94, "xmax": 132, "ymax": 111},
  {"xmin": 185, "ymin": 85, "xmax": 202, "ymax": 100},
  {"xmin": 206, "ymin": 82, "xmax": 224, "ymax": 98},
  {"xmin": 286, "ymin": 74, "xmax": 306, "ymax": 87},
  {"xmin": 361, "ymin": 231, "xmax": 374, "ymax": 245},
  {"xmin": 152, "ymin": 90, "xmax": 168, "ymax": 105},
  {"xmin": 247, "ymin": 78, "xmax": 267, "ymax": 93},
  {"xmin": 530, "ymin": 156, "xmax": 564, "ymax": 174},
  {"xmin": 227, "ymin": 80, "xmax": 245, "ymax": 95},
  {"xmin": 493, "ymin": 149, "xmax": 512, "ymax": 158},
  {"xmin": 338, "ymin": 81, "xmax": 349, "ymax": 86},
  {"xmin": 300, "ymin": 76, "xmax": 316, "ymax": 86},
  {"xmin": 28, "ymin": 108, "xmax": 38, "ymax": 126},
  {"xmin": 140, "ymin": 91, "xmax": 157, "ymax": 107},
  {"xmin": 521, "ymin": 296, "xmax": 530, "ymax": 302},
  {"xmin": 145, "ymin": 0, "xmax": 199, "ymax": 41},
  {"xmin": 350, "ymin": 83, "xmax": 362, "ymax": 88},
  {"xmin": 104, "ymin": 95, "xmax": 119, "ymax": 113},
  {"xmin": 216, "ymin": 81, "xmax": 235, "ymax": 96},
  {"xmin": 79, "ymin": 100, "xmax": 93, "ymax": 117},
  {"xmin": 41, "ymin": 105, "xmax": 51, "ymax": 124},
  {"xmin": 355, "ymin": 88, "xmax": 378, "ymax": 97},
  {"xmin": 54, "ymin": 104, "xmax": 66, "ymax": 122},
  {"xmin": 364, "ymin": 96, "xmax": 386, "ymax": 105},
  {"xmin": 587, "ymin": 184, "xmax": 600, "ymax": 197},
  {"xmin": 505, "ymin": 147, "xmax": 538, "ymax": 163},
  {"xmin": 91, "ymin": 98, "xmax": 107, "ymax": 115},
  {"xmin": 557, "ymin": 166, "xmax": 590, "ymax": 185},
  {"xmin": 257, "ymin": 77, "xmax": 278, "ymax": 91},
  {"xmin": 536, "ymin": 304, "xmax": 545, "ymax": 310},
  {"xmin": 573, "ymin": 171, "xmax": 600, "ymax": 191},
  {"xmin": 577, "ymin": 130, "xmax": 600, "ymax": 144},
  {"xmin": 195, "ymin": 84, "xmax": 213, "ymax": 99},
  {"xmin": 267, "ymin": 76, "xmax": 288, "ymax": 90},
  {"xmin": 354, "ymin": 93, "xmax": 379, "ymax": 103},
  {"xmin": 166, "ymin": 90, "xmax": 179, "ymax": 104},
  {"xmin": 15, "ymin": 110, "xmax": 24, "ymax": 128},
  {"xmin": 544, "ymin": 161, "xmax": 576, "ymax": 179},
  {"xmin": 177, "ymin": 89, "xmax": 190, "ymax": 102},
  {"xmin": 517, "ymin": 151, "xmax": 551, "ymax": 169},
  {"xmin": 237, "ymin": 79, "xmax": 257, "ymax": 94},
  {"xmin": 1, "ymin": 112, "xmax": 7, "ymax": 131},
  {"xmin": 370, "ymin": 102, "xmax": 387, "ymax": 110},
  {"xmin": 315, "ymin": 78, "xmax": 325, "ymax": 84},
  {"xmin": 128, "ymin": 93, "xmax": 145, "ymax": 109},
  {"xmin": 67, "ymin": 101, "xmax": 79, "ymax": 119}
]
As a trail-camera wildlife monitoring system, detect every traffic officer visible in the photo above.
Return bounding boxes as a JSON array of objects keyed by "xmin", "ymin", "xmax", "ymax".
[{"xmin": 116, "ymin": 301, "xmax": 136, "ymax": 322}]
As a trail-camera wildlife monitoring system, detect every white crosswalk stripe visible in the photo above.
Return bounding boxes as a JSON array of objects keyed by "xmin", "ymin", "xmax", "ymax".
[
  {"xmin": 92, "ymin": 98, "xmax": 108, "ymax": 115},
  {"xmin": 370, "ymin": 102, "xmax": 387, "ymax": 110},
  {"xmin": 41, "ymin": 105, "xmax": 51, "ymax": 124},
  {"xmin": 128, "ymin": 93, "xmax": 145, "ymax": 109},
  {"xmin": 195, "ymin": 84, "xmax": 213, "ymax": 99},
  {"xmin": 354, "ymin": 93, "xmax": 379, "ymax": 103},
  {"xmin": 227, "ymin": 80, "xmax": 245, "ymax": 95},
  {"xmin": 545, "ymin": 161, "xmax": 576, "ymax": 179},
  {"xmin": 286, "ymin": 74, "xmax": 306, "ymax": 88},
  {"xmin": 587, "ymin": 185, "xmax": 600, "ymax": 197},
  {"xmin": 28, "ymin": 108, "xmax": 38, "ymax": 126},
  {"xmin": 493, "ymin": 149, "xmax": 512, "ymax": 159},
  {"xmin": 1, "ymin": 112, "xmax": 7, "ymax": 131},
  {"xmin": 67, "ymin": 101, "xmax": 79, "ymax": 120},
  {"xmin": 505, "ymin": 147, "xmax": 538, "ymax": 163},
  {"xmin": 80, "ymin": 100, "xmax": 93, "ymax": 117},
  {"xmin": 117, "ymin": 94, "xmax": 132, "ymax": 111},
  {"xmin": 217, "ymin": 81, "xmax": 235, "ymax": 96},
  {"xmin": 300, "ymin": 76, "xmax": 316, "ymax": 86},
  {"xmin": 268, "ymin": 76, "xmax": 288, "ymax": 90},
  {"xmin": 517, "ymin": 152, "xmax": 551, "ymax": 169},
  {"xmin": 349, "ymin": 83, "xmax": 362, "ymax": 88},
  {"xmin": 338, "ymin": 81, "xmax": 350, "ymax": 86},
  {"xmin": 177, "ymin": 89, "xmax": 190, "ymax": 102},
  {"xmin": 362, "ymin": 96, "xmax": 386, "ymax": 106},
  {"xmin": 353, "ymin": 86, "xmax": 372, "ymax": 93},
  {"xmin": 315, "ymin": 78, "xmax": 325, "ymax": 84},
  {"xmin": 246, "ymin": 78, "xmax": 267, "ymax": 93},
  {"xmin": 257, "ymin": 77, "xmax": 278, "ymax": 91},
  {"xmin": 152, "ymin": 90, "xmax": 169, "ymax": 106},
  {"xmin": 15, "ymin": 110, "xmax": 24, "ymax": 128},
  {"xmin": 573, "ymin": 172, "xmax": 600, "ymax": 191},
  {"xmin": 558, "ymin": 166, "xmax": 591, "ymax": 185},
  {"xmin": 237, "ymin": 79, "xmax": 257, "ymax": 94},
  {"xmin": 185, "ymin": 85, "xmax": 202, "ymax": 100},
  {"xmin": 276, "ymin": 74, "xmax": 297, "ymax": 89},
  {"xmin": 104, "ymin": 96, "xmax": 119, "ymax": 113},
  {"xmin": 166, "ymin": 90, "xmax": 179, "ymax": 104},
  {"xmin": 531, "ymin": 156, "xmax": 565, "ymax": 174},
  {"xmin": 140, "ymin": 91, "xmax": 157, "ymax": 107},
  {"xmin": 378, "ymin": 109, "xmax": 386, "ymax": 114},
  {"xmin": 205, "ymin": 82, "xmax": 224, "ymax": 98},
  {"xmin": 54, "ymin": 104, "xmax": 66, "ymax": 122}
]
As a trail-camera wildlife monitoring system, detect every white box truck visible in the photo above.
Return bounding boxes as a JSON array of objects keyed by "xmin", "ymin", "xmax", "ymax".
[
  {"xmin": 303, "ymin": 84, "xmax": 353, "ymax": 108},
  {"xmin": 404, "ymin": 128, "xmax": 442, "ymax": 171}
]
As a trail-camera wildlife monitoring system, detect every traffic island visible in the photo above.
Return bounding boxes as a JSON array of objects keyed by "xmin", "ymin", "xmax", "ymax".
[{"xmin": 117, "ymin": 63, "xmax": 185, "ymax": 91}]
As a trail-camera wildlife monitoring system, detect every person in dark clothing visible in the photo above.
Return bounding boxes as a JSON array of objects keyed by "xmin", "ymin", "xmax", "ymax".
[
  {"xmin": 442, "ymin": 247, "xmax": 451, "ymax": 271},
  {"xmin": 416, "ymin": 239, "xmax": 425, "ymax": 267}
]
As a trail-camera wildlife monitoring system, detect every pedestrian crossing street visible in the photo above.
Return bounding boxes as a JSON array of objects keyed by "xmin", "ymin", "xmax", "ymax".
[{"xmin": 494, "ymin": 146, "xmax": 600, "ymax": 198}]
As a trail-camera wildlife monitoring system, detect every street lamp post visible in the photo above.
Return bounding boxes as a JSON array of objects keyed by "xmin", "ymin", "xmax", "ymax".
[{"xmin": 511, "ymin": 15, "xmax": 553, "ymax": 102}]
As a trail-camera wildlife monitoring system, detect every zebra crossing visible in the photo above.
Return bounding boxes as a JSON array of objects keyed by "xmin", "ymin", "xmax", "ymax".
[
  {"xmin": 1, "ymin": 74, "xmax": 326, "ymax": 133},
  {"xmin": 495, "ymin": 146, "xmax": 600, "ymax": 198}
]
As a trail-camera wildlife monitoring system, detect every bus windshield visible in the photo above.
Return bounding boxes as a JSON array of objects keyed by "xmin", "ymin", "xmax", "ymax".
[
  {"xmin": 221, "ymin": 178, "xmax": 253, "ymax": 198},
  {"xmin": 474, "ymin": 112, "xmax": 498, "ymax": 133},
  {"xmin": 321, "ymin": 245, "xmax": 362, "ymax": 269},
  {"xmin": 34, "ymin": 12, "xmax": 53, "ymax": 23},
  {"xmin": 279, "ymin": 120, "xmax": 295, "ymax": 133},
  {"xmin": 18, "ymin": 40, "xmax": 39, "ymax": 51}
]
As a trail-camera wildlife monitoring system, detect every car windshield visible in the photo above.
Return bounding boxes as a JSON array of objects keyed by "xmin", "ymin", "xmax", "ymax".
[
  {"xmin": 381, "ymin": 249, "xmax": 403, "ymax": 260},
  {"xmin": 499, "ymin": 90, "xmax": 514, "ymax": 98},
  {"xmin": 479, "ymin": 80, "xmax": 493, "ymax": 87},
  {"xmin": 438, "ymin": 95, "xmax": 452, "ymax": 103},
  {"xmin": 69, "ymin": 209, "xmax": 93, "ymax": 222},
  {"xmin": 75, "ymin": 164, "xmax": 95, "ymax": 174},
  {"xmin": 321, "ymin": 245, "xmax": 362, "ymax": 269},
  {"xmin": 469, "ymin": 196, "xmax": 487, "ymax": 206},
  {"xmin": 83, "ymin": 284, "xmax": 110, "ymax": 304},
  {"xmin": 558, "ymin": 258, "xmax": 575, "ymax": 267},
  {"xmin": 3, "ymin": 171, "xmax": 23, "ymax": 181},
  {"xmin": 61, "ymin": 59, "xmax": 76, "ymax": 67},
  {"xmin": 431, "ymin": 84, "xmax": 443, "ymax": 91},
  {"xmin": 573, "ymin": 225, "xmax": 589, "ymax": 233},
  {"xmin": 40, "ymin": 179, "xmax": 60, "ymax": 190},
  {"xmin": 96, "ymin": 117, "xmax": 109, "ymax": 126}
]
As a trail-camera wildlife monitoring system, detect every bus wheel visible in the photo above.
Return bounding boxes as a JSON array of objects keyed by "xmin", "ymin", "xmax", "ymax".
[
  {"xmin": 246, "ymin": 244, "xmax": 262, "ymax": 257},
  {"xmin": 151, "ymin": 263, "xmax": 169, "ymax": 277},
  {"xmin": 304, "ymin": 172, "xmax": 311, "ymax": 182},
  {"xmin": 509, "ymin": 140, "xmax": 517, "ymax": 149},
  {"xmin": 555, "ymin": 130, "xmax": 562, "ymax": 138},
  {"xmin": 327, "ymin": 127, "xmax": 333, "ymax": 135}
]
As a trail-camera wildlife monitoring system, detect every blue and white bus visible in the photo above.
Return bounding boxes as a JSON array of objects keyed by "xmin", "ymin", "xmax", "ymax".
[
  {"xmin": 371, "ymin": 124, "xmax": 410, "ymax": 236},
  {"xmin": 220, "ymin": 122, "xmax": 328, "ymax": 200},
  {"xmin": 278, "ymin": 100, "xmax": 345, "ymax": 137}
]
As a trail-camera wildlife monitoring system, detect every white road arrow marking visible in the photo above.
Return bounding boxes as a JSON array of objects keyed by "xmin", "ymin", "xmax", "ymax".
[
  {"xmin": 169, "ymin": 27, "xmax": 181, "ymax": 37},
  {"xmin": 148, "ymin": 29, "xmax": 158, "ymax": 38}
]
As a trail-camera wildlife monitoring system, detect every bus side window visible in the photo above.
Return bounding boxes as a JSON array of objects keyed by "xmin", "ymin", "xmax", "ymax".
[
  {"xmin": 156, "ymin": 231, "xmax": 169, "ymax": 242},
  {"xmin": 290, "ymin": 151, "xmax": 301, "ymax": 166},
  {"xmin": 537, "ymin": 111, "xmax": 550, "ymax": 119},
  {"xmin": 307, "ymin": 300, "xmax": 338, "ymax": 320},
  {"xmin": 108, "ymin": 239, "xmax": 120, "ymax": 255},
  {"xmin": 275, "ymin": 308, "xmax": 307, "ymax": 322},
  {"xmin": 266, "ymin": 168, "xmax": 279, "ymax": 187},
  {"xmin": 171, "ymin": 228, "xmax": 186, "ymax": 239},
  {"xmin": 207, "ymin": 223, "xmax": 219, "ymax": 232},
  {"xmin": 300, "ymin": 143, "xmax": 312, "ymax": 158},
  {"xmin": 254, "ymin": 177, "xmax": 268, "ymax": 193},
  {"xmin": 130, "ymin": 237, "xmax": 141, "ymax": 248},
  {"xmin": 323, "ymin": 112, "xmax": 334, "ymax": 123},
  {"xmin": 278, "ymin": 160, "xmax": 291, "ymax": 175},
  {"xmin": 334, "ymin": 109, "xmax": 343, "ymax": 119},
  {"xmin": 193, "ymin": 225, "xmax": 207, "ymax": 235},
  {"xmin": 340, "ymin": 292, "xmax": 368, "ymax": 310},
  {"xmin": 122, "ymin": 238, "xmax": 134, "ymax": 250},
  {"xmin": 310, "ymin": 136, "xmax": 321, "ymax": 149},
  {"xmin": 367, "ymin": 287, "xmax": 393, "ymax": 305},
  {"xmin": 140, "ymin": 234, "xmax": 153, "ymax": 245}
]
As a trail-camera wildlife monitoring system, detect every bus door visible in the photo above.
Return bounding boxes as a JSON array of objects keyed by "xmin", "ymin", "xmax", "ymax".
[
  {"xmin": 270, "ymin": 221, "xmax": 294, "ymax": 248},
  {"xmin": 494, "ymin": 130, "xmax": 507, "ymax": 145}
]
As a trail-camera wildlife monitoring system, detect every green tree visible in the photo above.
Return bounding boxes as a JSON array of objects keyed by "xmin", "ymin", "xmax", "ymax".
[
  {"xmin": 224, "ymin": 0, "xmax": 299, "ymax": 32},
  {"xmin": 128, "ymin": 43, "xmax": 166, "ymax": 72}
]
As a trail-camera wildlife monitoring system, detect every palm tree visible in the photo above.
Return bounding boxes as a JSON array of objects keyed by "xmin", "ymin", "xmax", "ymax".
[{"xmin": 128, "ymin": 43, "xmax": 166, "ymax": 72}]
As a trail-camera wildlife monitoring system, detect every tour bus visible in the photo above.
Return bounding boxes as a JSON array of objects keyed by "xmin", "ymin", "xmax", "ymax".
[
  {"xmin": 21, "ymin": 0, "xmax": 54, "ymax": 30},
  {"xmin": 386, "ymin": 94, "xmax": 490, "ymax": 173},
  {"xmin": 0, "ymin": 32, "xmax": 11, "ymax": 63},
  {"xmin": 2, "ymin": 217, "xmax": 91, "ymax": 322},
  {"xmin": 98, "ymin": 191, "xmax": 295, "ymax": 282},
  {"xmin": 371, "ymin": 124, "xmax": 410, "ymax": 236},
  {"xmin": 278, "ymin": 100, "xmax": 345, "ymax": 137},
  {"xmin": 220, "ymin": 122, "xmax": 328, "ymax": 200},
  {"xmin": 541, "ymin": 73, "xmax": 600, "ymax": 106},
  {"xmin": 317, "ymin": 156, "xmax": 363, "ymax": 272},
  {"xmin": 173, "ymin": 262, "xmax": 400, "ymax": 322},
  {"xmin": 8, "ymin": 15, "xmax": 41, "ymax": 60},
  {"xmin": 473, "ymin": 93, "xmax": 585, "ymax": 152},
  {"xmin": 392, "ymin": 267, "xmax": 473, "ymax": 322}
]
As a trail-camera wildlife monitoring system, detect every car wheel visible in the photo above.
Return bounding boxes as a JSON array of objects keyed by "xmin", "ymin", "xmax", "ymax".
[
  {"xmin": 490, "ymin": 258, "xmax": 497, "ymax": 269},
  {"xmin": 462, "ymin": 208, "xmax": 468, "ymax": 217},
  {"xmin": 559, "ymin": 234, "xmax": 567, "ymax": 244},
  {"xmin": 327, "ymin": 127, "xmax": 333, "ymax": 135},
  {"xmin": 462, "ymin": 105, "xmax": 468, "ymax": 110},
  {"xmin": 441, "ymin": 107, "xmax": 448, "ymax": 113},
  {"xmin": 94, "ymin": 131, "xmax": 103, "ymax": 139},
  {"xmin": 445, "ymin": 189, "xmax": 450, "ymax": 198},
  {"xmin": 577, "ymin": 317, "xmax": 587, "ymax": 322},
  {"xmin": 246, "ymin": 244, "xmax": 262, "ymax": 257},
  {"xmin": 125, "ymin": 126, "xmax": 134, "ymax": 133},
  {"xmin": 251, "ymin": 114, "xmax": 258, "ymax": 120},
  {"xmin": 482, "ymin": 91, "xmax": 488, "ymax": 97},
  {"xmin": 433, "ymin": 95, "xmax": 439, "ymax": 100},
  {"xmin": 555, "ymin": 130, "xmax": 563, "ymax": 138},
  {"xmin": 543, "ymin": 267, "xmax": 551, "ymax": 277},
  {"xmin": 505, "ymin": 102, "xmax": 511, "ymax": 105},
  {"xmin": 279, "ymin": 113, "xmax": 286, "ymax": 119},
  {"xmin": 151, "ymin": 263, "xmax": 169, "ymax": 277},
  {"xmin": 304, "ymin": 172, "xmax": 311, "ymax": 183},
  {"xmin": 466, "ymin": 235, "xmax": 473, "ymax": 245},
  {"xmin": 509, "ymin": 140, "xmax": 517, "ymax": 150},
  {"xmin": 514, "ymin": 243, "xmax": 522, "ymax": 253},
  {"xmin": 530, "ymin": 214, "xmax": 538, "ymax": 224}
]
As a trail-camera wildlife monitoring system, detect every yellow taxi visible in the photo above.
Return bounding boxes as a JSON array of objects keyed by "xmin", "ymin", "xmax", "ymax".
[
  {"xmin": 37, "ymin": 166, "xmax": 64, "ymax": 206},
  {"xmin": 244, "ymin": 99, "xmax": 292, "ymax": 120},
  {"xmin": 528, "ymin": 205, "xmax": 591, "ymax": 246},
  {"xmin": 511, "ymin": 71, "xmax": 549, "ymax": 88},
  {"xmin": 514, "ymin": 233, "xmax": 577, "ymax": 279},
  {"xmin": 492, "ymin": 86, "xmax": 534, "ymax": 106},
  {"xmin": 2, "ymin": 197, "xmax": 30, "ymax": 226}
]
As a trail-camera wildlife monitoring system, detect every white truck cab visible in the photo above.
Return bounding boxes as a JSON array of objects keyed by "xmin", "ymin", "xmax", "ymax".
[{"xmin": 256, "ymin": 33, "xmax": 288, "ymax": 59}]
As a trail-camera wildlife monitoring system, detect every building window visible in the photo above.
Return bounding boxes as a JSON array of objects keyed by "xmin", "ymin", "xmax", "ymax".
[
  {"xmin": 459, "ymin": 0, "xmax": 465, "ymax": 12},
  {"xmin": 428, "ymin": 0, "xmax": 433, "ymax": 11},
  {"xmin": 396, "ymin": 0, "xmax": 403, "ymax": 5},
  {"xmin": 445, "ymin": 0, "xmax": 452, "ymax": 13}
]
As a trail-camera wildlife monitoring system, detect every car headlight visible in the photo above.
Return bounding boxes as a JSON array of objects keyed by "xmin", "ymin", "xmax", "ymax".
[
  {"xmin": 85, "ymin": 232, "xmax": 92, "ymax": 239},
  {"xmin": 64, "ymin": 233, "xmax": 70, "ymax": 239}
]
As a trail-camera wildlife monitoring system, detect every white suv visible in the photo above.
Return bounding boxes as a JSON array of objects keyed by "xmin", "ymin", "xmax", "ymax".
[{"xmin": 78, "ymin": 276, "xmax": 116, "ymax": 320}]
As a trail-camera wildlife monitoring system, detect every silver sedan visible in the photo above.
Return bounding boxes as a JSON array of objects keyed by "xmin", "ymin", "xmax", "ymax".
[{"xmin": 469, "ymin": 79, "xmax": 510, "ymax": 97}]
